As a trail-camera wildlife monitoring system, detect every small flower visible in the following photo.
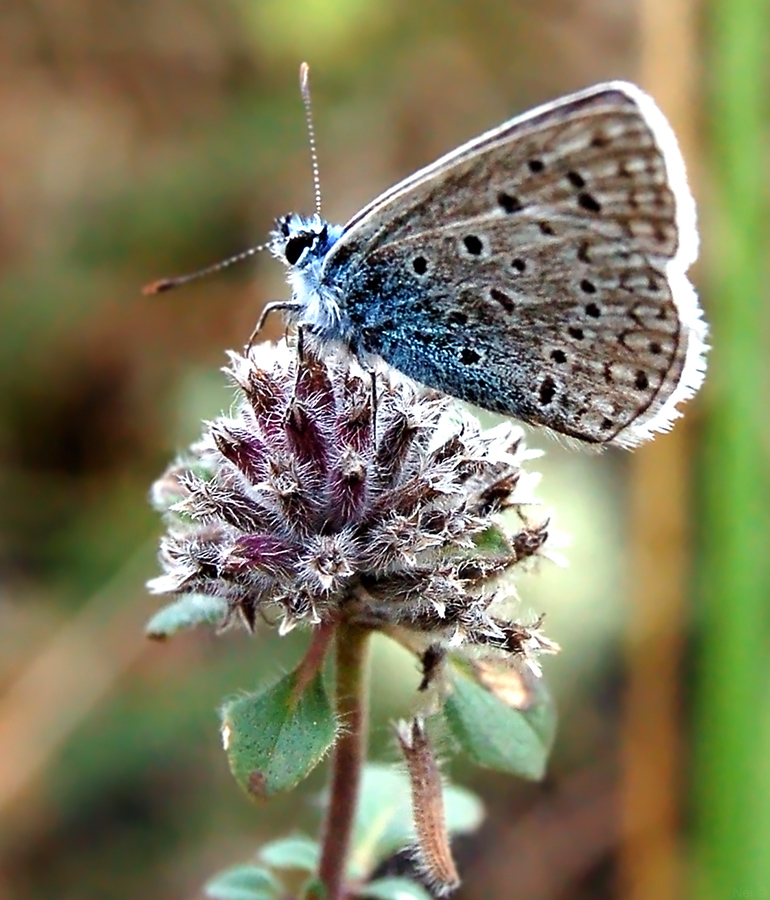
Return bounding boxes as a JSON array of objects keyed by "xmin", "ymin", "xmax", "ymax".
[{"xmin": 148, "ymin": 341, "xmax": 559, "ymax": 671}]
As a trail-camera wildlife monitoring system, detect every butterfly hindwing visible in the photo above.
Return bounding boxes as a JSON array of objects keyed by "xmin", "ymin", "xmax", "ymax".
[{"xmin": 321, "ymin": 83, "xmax": 702, "ymax": 445}]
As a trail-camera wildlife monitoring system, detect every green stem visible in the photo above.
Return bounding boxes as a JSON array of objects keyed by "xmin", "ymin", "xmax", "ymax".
[
  {"xmin": 318, "ymin": 624, "xmax": 371, "ymax": 900},
  {"xmin": 694, "ymin": 0, "xmax": 770, "ymax": 896}
]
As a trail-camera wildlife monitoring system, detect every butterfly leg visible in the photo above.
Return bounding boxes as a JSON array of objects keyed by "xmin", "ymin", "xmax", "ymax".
[
  {"xmin": 296, "ymin": 324, "xmax": 307, "ymax": 364},
  {"xmin": 281, "ymin": 326, "xmax": 308, "ymax": 426},
  {"xmin": 292, "ymin": 326, "xmax": 308, "ymax": 399},
  {"xmin": 245, "ymin": 300, "xmax": 304, "ymax": 352},
  {"xmin": 368, "ymin": 367, "xmax": 378, "ymax": 448}
]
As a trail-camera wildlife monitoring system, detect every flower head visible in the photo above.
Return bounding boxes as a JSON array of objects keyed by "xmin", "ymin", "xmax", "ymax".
[{"xmin": 149, "ymin": 342, "xmax": 558, "ymax": 670}]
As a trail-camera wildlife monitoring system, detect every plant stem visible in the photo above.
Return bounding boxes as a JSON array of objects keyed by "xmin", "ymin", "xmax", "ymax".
[
  {"xmin": 693, "ymin": 0, "xmax": 770, "ymax": 896},
  {"xmin": 318, "ymin": 624, "xmax": 371, "ymax": 900},
  {"xmin": 293, "ymin": 620, "xmax": 336, "ymax": 698}
]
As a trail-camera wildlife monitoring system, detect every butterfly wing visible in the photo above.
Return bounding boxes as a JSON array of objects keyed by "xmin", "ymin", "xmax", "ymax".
[{"xmin": 321, "ymin": 82, "xmax": 706, "ymax": 446}]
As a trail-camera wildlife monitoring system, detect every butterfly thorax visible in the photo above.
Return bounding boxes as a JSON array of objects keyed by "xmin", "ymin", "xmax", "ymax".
[{"xmin": 270, "ymin": 213, "xmax": 348, "ymax": 342}]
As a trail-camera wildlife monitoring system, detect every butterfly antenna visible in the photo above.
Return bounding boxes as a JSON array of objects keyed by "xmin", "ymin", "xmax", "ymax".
[
  {"xmin": 299, "ymin": 62, "xmax": 323, "ymax": 217},
  {"xmin": 142, "ymin": 243, "xmax": 268, "ymax": 295}
]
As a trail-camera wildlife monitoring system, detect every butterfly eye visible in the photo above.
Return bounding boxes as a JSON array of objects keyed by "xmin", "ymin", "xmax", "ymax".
[{"xmin": 285, "ymin": 232, "xmax": 315, "ymax": 265}]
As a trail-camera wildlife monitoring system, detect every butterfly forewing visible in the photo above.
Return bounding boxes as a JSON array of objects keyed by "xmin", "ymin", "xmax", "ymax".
[{"xmin": 322, "ymin": 83, "xmax": 705, "ymax": 446}]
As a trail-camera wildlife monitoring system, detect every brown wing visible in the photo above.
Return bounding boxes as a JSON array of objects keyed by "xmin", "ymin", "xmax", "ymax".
[{"xmin": 324, "ymin": 82, "xmax": 705, "ymax": 446}]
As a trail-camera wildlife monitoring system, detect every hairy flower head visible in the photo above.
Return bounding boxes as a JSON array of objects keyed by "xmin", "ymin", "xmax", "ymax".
[{"xmin": 148, "ymin": 342, "xmax": 559, "ymax": 670}]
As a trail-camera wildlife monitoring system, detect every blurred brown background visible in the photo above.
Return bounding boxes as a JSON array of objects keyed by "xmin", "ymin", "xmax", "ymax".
[{"xmin": 0, "ymin": 1, "xmax": 767, "ymax": 899}]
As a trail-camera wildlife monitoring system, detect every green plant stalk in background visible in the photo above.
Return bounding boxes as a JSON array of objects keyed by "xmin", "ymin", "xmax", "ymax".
[{"xmin": 694, "ymin": 0, "xmax": 770, "ymax": 897}]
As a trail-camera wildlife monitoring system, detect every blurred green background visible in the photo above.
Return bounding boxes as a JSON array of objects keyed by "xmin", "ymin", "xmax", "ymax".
[{"xmin": 0, "ymin": 1, "xmax": 767, "ymax": 899}]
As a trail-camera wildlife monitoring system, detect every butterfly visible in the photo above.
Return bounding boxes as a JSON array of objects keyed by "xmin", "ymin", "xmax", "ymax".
[{"xmin": 150, "ymin": 70, "xmax": 707, "ymax": 448}]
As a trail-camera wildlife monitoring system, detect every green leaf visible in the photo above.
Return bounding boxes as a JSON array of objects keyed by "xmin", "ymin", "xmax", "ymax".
[
  {"xmin": 474, "ymin": 524, "xmax": 513, "ymax": 555},
  {"xmin": 299, "ymin": 877, "xmax": 327, "ymax": 900},
  {"xmin": 145, "ymin": 593, "xmax": 227, "ymax": 639},
  {"xmin": 359, "ymin": 876, "xmax": 433, "ymax": 900},
  {"xmin": 257, "ymin": 834, "xmax": 320, "ymax": 872},
  {"xmin": 221, "ymin": 668, "xmax": 337, "ymax": 801},
  {"xmin": 348, "ymin": 764, "xmax": 482, "ymax": 879},
  {"xmin": 443, "ymin": 659, "xmax": 557, "ymax": 780},
  {"xmin": 204, "ymin": 864, "xmax": 282, "ymax": 900}
]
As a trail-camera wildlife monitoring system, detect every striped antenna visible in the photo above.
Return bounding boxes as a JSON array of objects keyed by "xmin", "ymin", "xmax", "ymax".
[
  {"xmin": 142, "ymin": 243, "xmax": 267, "ymax": 295},
  {"xmin": 299, "ymin": 62, "xmax": 323, "ymax": 216}
]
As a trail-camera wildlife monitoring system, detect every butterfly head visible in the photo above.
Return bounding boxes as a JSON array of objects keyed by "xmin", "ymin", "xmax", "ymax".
[
  {"xmin": 269, "ymin": 213, "xmax": 348, "ymax": 342},
  {"xmin": 269, "ymin": 213, "xmax": 338, "ymax": 269}
]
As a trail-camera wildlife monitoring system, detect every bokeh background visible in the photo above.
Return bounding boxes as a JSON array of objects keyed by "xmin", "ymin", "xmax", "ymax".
[{"xmin": 0, "ymin": 1, "xmax": 767, "ymax": 899}]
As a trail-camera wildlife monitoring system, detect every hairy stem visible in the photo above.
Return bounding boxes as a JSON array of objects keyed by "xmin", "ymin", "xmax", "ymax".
[
  {"xmin": 293, "ymin": 620, "xmax": 335, "ymax": 698},
  {"xmin": 318, "ymin": 624, "xmax": 371, "ymax": 900}
]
